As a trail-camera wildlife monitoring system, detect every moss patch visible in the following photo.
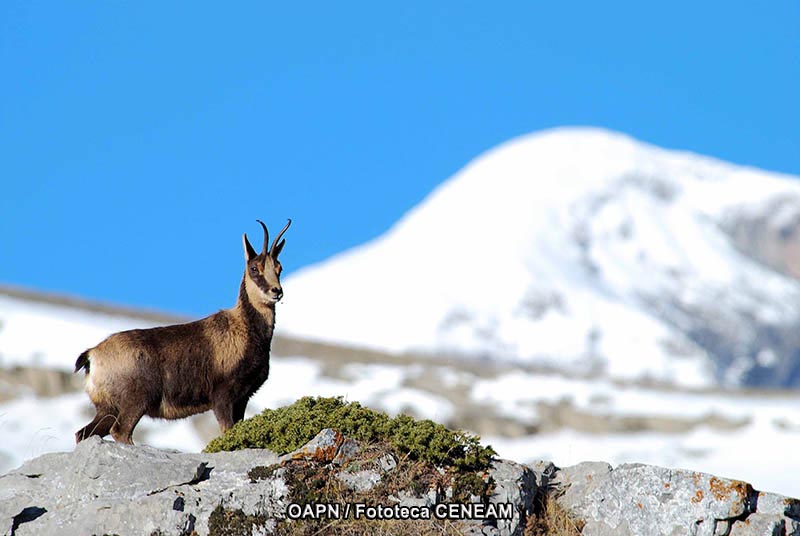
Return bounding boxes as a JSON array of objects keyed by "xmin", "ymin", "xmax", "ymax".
[
  {"xmin": 247, "ymin": 465, "xmax": 278, "ymax": 483},
  {"xmin": 452, "ymin": 471, "xmax": 495, "ymax": 504},
  {"xmin": 204, "ymin": 397, "xmax": 495, "ymax": 471},
  {"xmin": 207, "ymin": 505, "xmax": 269, "ymax": 536},
  {"xmin": 283, "ymin": 460, "xmax": 346, "ymax": 505}
]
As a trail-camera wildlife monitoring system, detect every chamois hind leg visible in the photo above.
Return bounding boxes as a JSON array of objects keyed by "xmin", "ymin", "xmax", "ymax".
[
  {"xmin": 75, "ymin": 405, "xmax": 118, "ymax": 444},
  {"xmin": 110, "ymin": 408, "xmax": 145, "ymax": 445}
]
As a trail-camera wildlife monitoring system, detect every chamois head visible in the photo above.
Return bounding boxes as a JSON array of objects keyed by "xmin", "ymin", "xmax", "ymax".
[{"xmin": 242, "ymin": 219, "xmax": 291, "ymax": 306}]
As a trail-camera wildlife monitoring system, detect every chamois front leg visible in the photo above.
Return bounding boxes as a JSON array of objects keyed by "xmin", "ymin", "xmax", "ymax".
[
  {"xmin": 213, "ymin": 397, "xmax": 236, "ymax": 433},
  {"xmin": 232, "ymin": 397, "xmax": 249, "ymax": 424}
]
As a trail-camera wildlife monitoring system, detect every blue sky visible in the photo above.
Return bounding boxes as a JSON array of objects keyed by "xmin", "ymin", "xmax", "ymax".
[{"xmin": 1, "ymin": 2, "xmax": 798, "ymax": 316}]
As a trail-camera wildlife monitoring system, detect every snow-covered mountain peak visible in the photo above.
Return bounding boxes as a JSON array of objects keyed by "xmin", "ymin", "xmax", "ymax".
[{"xmin": 280, "ymin": 128, "xmax": 800, "ymax": 388}]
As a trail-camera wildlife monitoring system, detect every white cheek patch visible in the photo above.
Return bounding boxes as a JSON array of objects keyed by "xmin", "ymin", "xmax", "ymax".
[{"xmin": 246, "ymin": 276, "xmax": 272, "ymax": 302}]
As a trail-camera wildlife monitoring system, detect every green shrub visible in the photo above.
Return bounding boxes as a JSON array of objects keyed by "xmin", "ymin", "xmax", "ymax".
[{"xmin": 204, "ymin": 396, "xmax": 495, "ymax": 470}]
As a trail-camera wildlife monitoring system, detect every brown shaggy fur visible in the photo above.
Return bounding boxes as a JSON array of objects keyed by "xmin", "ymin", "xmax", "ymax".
[{"xmin": 74, "ymin": 220, "xmax": 290, "ymax": 444}]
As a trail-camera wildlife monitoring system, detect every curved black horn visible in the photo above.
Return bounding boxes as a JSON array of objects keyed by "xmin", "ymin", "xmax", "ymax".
[
  {"xmin": 270, "ymin": 219, "xmax": 292, "ymax": 256},
  {"xmin": 256, "ymin": 220, "xmax": 269, "ymax": 255}
]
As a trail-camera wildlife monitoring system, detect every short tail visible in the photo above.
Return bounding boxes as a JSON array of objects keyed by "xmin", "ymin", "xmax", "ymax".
[{"xmin": 75, "ymin": 350, "xmax": 90, "ymax": 374}]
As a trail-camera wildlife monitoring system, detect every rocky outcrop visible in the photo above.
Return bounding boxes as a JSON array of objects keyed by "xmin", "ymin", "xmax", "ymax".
[
  {"xmin": 0, "ymin": 436, "xmax": 285, "ymax": 536},
  {"xmin": 1, "ymin": 432, "xmax": 798, "ymax": 536},
  {"xmin": 722, "ymin": 193, "xmax": 800, "ymax": 283},
  {"xmin": 555, "ymin": 462, "xmax": 800, "ymax": 536}
]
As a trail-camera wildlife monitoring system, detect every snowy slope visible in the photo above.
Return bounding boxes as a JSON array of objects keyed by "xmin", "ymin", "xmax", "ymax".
[
  {"xmin": 0, "ymin": 291, "xmax": 162, "ymax": 370},
  {"xmin": 1, "ymin": 287, "xmax": 800, "ymax": 497},
  {"xmin": 280, "ymin": 128, "xmax": 800, "ymax": 388},
  {"xmin": 3, "ymin": 361, "xmax": 800, "ymax": 497}
]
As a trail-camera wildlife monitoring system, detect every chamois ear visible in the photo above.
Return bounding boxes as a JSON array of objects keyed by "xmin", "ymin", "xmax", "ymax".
[
  {"xmin": 242, "ymin": 233, "xmax": 258, "ymax": 263},
  {"xmin": 272, "ymin": 239, "xmax": 286, "ymax": 259}
]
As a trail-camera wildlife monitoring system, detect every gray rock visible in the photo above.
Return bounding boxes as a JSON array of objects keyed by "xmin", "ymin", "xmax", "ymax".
[
  {"xmin": 277, "ymin": 428, "xmax": 360, "ymax": 466},
  {"xmin": 459, "ymin": 458, "xmax": 549, "ymax": 536},
  {"xmin": 554, "ymin": 462, "xmax": 799, "ymax": 536},
  {"xmin": 756, "ymin": 492, "xmax": 800, "ymax": 518},
  {"xmin": 487, "ymin": 459, "xmax": 544, "ymax": 536},
  {"xmin": 377, "ymin": 453, "xmax": 398, "ymax": 473},
  {"xmin": 392, "ymin": 488, "xmax": 439, "ymax": 508},
  {"xmin": 2, "ymin": 433, "xmax": 798, "ymax": 536},
  {"xmin": 337, "ymin": 469, "xmax": 382, "ymax": 492},
  {"xmin": 0, "ymin": 436, "xmax": 286, "ymax": 536},
  {"xmin": 729, "ymin": 514, "xmax": 796, "ymax": 536},
  {"xmin": 554, "ymin": 460, "xmax": 613, "ymax": 507},
  {"xmin": 728, "ymin": 492, "xmax": 800, "ymax": 536}
]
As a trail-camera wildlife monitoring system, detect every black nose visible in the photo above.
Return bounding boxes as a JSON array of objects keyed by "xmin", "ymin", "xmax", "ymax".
[{"xmin": 272, "ymin": 287, "xmax": 283, "ymax": 299}]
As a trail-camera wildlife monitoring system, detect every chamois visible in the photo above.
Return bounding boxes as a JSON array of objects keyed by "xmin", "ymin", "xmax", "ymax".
[{"xmin": 74, "ymin": 219, "xmax": 291, "ymax": 444}]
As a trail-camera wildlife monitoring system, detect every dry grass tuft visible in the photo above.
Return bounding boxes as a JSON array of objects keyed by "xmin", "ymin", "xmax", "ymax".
[{"xmin": 523, "ymin": 492, "xmax": 584, "ymax": 536}]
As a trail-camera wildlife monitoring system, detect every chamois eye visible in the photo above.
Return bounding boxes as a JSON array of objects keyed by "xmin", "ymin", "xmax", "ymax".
[{"xmin": 250, "ymin": 265, "xmax": 258, "ymax": 273}]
